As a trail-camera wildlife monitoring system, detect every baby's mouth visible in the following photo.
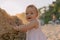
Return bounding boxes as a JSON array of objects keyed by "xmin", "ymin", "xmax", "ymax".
[
  {"xmin": 28, "ymin": 17, "xmax": 31, "ymax": 19},
  {"xmin": 27, "ymin": 17, "xmax": 32, "ymax": 21}
]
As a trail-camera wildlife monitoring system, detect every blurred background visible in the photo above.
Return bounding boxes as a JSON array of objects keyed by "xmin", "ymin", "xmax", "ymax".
[{"xmin": 0, "ymin": 0, "xmax": 60, "ymax": 40}]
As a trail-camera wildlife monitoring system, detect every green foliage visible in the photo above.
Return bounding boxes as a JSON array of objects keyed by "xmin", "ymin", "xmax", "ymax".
[{"xmin": 39, "ymin": 0, "xmax": 60, "ymax": 24}]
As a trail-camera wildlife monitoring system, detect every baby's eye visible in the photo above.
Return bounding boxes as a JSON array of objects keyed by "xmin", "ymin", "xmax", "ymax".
[
  {"xmin": 26, "ymin": 13, "xmax": 28, "ymax": 15},
  {"xmin": 31, "ymin": 13, "xmax": 33, "ymax": 15}
]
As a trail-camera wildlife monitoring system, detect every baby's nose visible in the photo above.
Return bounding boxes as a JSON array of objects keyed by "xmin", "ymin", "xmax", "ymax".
[{"xmin": 28, "ymin": 13, "xmax": 31, "ymax": 16}]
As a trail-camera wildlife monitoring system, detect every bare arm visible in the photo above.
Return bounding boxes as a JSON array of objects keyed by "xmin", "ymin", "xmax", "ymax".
[{"xmin": 13, "ymin": 20, "xmax": 39, "ymax": 32}]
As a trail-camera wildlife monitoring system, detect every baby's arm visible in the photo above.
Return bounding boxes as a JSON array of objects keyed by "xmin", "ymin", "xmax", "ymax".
[{"xmin": 13, "ymin": 20, "xmax": 38, "ymax": 32}]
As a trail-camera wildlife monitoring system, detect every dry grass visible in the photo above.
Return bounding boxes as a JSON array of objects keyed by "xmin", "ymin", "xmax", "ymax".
[{"xmin": 0, "ymin": 8, "xmax": 26, "ymax": 40}]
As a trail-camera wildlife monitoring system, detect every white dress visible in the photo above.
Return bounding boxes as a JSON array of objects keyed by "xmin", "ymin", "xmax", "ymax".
[{"xmin": 26, "ymin": 19, "xmax": 47, "ymax": 40}]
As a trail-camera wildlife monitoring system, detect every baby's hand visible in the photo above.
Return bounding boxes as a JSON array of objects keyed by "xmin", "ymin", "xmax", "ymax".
[
  {"xmin": 13, "ymin": 26, "xmax": 19, "ymax": 31},
  {"xmin": 30, "ymin": 19, "xmax": 39, "ymax": 28},
  {"xmin": 31, "ymin": 19, "xmax": 38, "ymax": 23}
]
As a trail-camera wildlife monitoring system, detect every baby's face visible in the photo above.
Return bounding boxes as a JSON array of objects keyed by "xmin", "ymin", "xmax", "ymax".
[{"xmin": 26, "ymin": 7, "xmax": 38, "ymax": 21}]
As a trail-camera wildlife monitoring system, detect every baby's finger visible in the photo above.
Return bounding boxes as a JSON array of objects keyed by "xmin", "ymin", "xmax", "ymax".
[{"xmin": 13, "ymin": 26, "xmax": 19, "ymax": 31}]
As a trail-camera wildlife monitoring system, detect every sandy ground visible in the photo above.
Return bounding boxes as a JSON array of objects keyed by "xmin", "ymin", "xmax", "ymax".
[{"xmin": 41, "ymin": 24, "xmax": 60, "ymax": 40}]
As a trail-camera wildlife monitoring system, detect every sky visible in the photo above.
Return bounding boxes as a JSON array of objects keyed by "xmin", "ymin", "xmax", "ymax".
[{"xmin": 0, "ymin": 0, "xmax": 56, "ymax": 15}]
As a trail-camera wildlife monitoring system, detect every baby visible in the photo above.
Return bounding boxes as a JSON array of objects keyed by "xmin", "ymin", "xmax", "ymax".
[{"xmin": 13, "ymin": 5, "xmax": 47, "ymax": 40}]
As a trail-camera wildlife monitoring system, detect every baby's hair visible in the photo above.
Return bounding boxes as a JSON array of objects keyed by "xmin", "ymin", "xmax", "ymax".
[{"xmin": 26, "ymin": 5, "xmax": 38, "ymax": 13}]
